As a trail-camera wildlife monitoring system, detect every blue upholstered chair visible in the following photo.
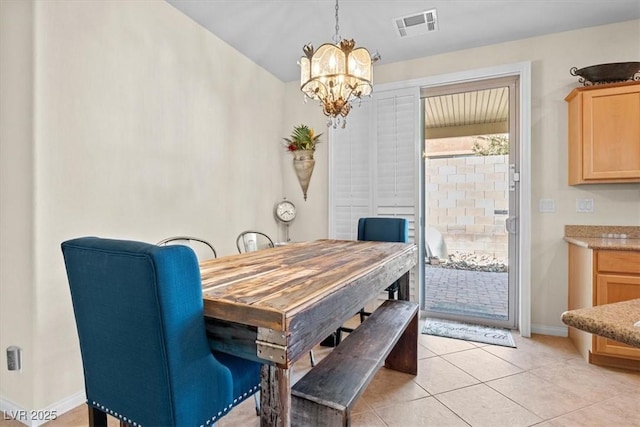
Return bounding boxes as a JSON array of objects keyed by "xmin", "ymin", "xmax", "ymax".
[
  {"xmin": 357, "ymin": 217, "xmax": 410, "ymax": 300},
  {"xmin": 61, "ymin": 237, "xmax": 261, "ymax": 427}
]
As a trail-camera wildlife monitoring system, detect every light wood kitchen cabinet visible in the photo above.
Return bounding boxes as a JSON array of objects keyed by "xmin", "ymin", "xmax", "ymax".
[
  {"xmin": 566, "ymin": 81, "xmax": 640, "ymax": 185},
  {"xmin": 593, "ymin": 251, "xmax": 640, "ymax": 360},
  {"xmin": 568, "ymin": 246, "xmax": 640, "ymax": 370}
]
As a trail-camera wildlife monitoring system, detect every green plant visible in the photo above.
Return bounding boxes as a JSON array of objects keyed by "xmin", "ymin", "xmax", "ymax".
[
  {"xmin": 283, "ymin": 124, "xmax": 323, "ymax": 152},
  {"xmin": 472, "ymin": 134, "xmax": 509, "ymax": 156}
]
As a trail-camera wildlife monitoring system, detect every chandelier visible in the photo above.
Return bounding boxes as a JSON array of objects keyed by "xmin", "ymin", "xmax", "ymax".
[{"xmin": 299, "ymin": 0, "xmax": 380, "ymax": 128}]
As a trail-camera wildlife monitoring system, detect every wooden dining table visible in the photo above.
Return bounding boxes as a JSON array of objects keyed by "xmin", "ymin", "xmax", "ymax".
[{"xmin": 199, "ymin": 239, "xmax": 417, "ymax": 427}]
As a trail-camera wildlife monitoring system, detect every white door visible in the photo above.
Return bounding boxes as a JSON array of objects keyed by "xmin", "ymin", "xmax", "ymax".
[
  {"xmin": 328, "ymin": 63, "xmax": 531, "ymax": 335},
  {"xmin": 422, "ymin": 76, "xmax": 520, "ymax": 329}
]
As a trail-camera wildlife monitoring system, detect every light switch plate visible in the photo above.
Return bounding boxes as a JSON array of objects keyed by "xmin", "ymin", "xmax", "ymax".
[{"xmin": 539, "ymin": 199, "xmax": 555, "ymax": 213}]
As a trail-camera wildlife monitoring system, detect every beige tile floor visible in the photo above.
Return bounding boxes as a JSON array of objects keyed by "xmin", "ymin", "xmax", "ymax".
[{"xmin": 3, "ymin": 332, "xmax": 639, "ymax": 427}]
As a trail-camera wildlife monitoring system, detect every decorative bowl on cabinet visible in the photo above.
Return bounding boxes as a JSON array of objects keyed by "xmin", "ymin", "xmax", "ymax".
[{"xmin": 570, "ymin": 62, "xmax": 640, "ymax": 86}]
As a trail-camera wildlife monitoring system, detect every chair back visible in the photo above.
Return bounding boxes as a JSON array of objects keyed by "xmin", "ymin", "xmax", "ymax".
[
  {"xmin": 157, "ymin": 236, "xmax": 217, "ymax": 260},
  {"xmin": 357, "ymin": 217, "xmax": 409, "ymax": 300},
  {"xmin": 236, "ymin": 231, "xmax": 274, "ymax": 253},
  {"xmin": 61, "ymin": 237, "xmax": 253, "ymax": 426},
  {"xmin": 357, "ymin": 217, "xmax": 409, "ymax": 243}
]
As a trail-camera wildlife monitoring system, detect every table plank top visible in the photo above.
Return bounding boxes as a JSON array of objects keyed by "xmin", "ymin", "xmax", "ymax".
[{"xmin": 200, "ymin": 239, "xmax": 416, "ymax": 330}]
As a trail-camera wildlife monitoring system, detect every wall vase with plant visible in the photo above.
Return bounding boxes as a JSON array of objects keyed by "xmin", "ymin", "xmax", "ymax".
[{"xmin": 283, "ymin": 124, "xmax": 322, "ymax": 201}]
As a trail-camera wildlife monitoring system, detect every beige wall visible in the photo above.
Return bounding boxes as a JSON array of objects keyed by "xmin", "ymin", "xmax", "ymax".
[
  {"xmin": 1, "ymin": 0, "xmax": 285, "ymax": 411},
  {"xmin": 0, "ymin": 0, "xmax": 36, "ymax": 409},
  {"xmin": 285, "ymin": 19, "xmax": 640, "ymax": 334}
]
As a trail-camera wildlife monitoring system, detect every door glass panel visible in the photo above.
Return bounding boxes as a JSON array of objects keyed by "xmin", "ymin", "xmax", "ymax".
[{"xmin": 423, "ymin": 81, "xmax": 517, "ymax": 329}]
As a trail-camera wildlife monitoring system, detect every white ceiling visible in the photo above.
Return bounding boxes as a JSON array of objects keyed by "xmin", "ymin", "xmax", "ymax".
[{"xmin": 167, "ymin": 0, "xmax": 640, "ymax": 83}]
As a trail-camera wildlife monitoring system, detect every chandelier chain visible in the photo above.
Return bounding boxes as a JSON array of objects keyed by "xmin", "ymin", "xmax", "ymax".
[{"xmin": 332, "ymin": 0, "xmax": 341, "ymax": 43}]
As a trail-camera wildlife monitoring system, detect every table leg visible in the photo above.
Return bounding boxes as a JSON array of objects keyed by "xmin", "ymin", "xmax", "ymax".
[
  {"xmin": 260, "ymin": 364, "xmax": 291, "ymax": 427},
  {"xmin": 397, "ymin": 270, "xmax": 410, "ymax": 301}
]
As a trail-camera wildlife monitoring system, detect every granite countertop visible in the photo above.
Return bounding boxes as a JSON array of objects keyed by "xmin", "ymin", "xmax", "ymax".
[
  {"xmin": 561, "ymin": 299, "xmax": 640, "ymax": 348},
  {"xmin": 564, "ymin": 225, "xmax": 640, "ymax": 251}
]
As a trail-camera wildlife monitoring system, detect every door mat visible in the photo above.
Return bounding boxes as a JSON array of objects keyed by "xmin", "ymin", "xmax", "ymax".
[{"xmin": 422, "ymin": 318, "xmax": 516, "ymax": 348}]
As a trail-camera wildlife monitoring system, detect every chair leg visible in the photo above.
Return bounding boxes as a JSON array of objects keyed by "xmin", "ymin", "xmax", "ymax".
[
  {"xmin": 254, "ymin": 392, "xmax": 260, "ymax": 416},
  {"xmin": 88, "ymin": 406, "xmax": 107, "ymax": 427},
  {"xmin": 309, "ymin": 350, "xmax": 316, "ymax": 367}
]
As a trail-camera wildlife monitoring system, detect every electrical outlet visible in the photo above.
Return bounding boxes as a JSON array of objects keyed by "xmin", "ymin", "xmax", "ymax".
[
  {"xmin": 576, "ymin": 198, "xmax": 594, "ymax": 213},
  {"xmin": 7, "ymin": 346, "xmax": 21, "ymax": 371}
]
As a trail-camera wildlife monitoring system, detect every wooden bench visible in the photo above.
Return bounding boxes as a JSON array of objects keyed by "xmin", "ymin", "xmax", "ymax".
[{"xmin": 291, "ymin": 299, "xmax": 419, "ymax": 427}]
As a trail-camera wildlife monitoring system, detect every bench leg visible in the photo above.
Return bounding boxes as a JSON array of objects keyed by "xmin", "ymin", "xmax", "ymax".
[
  {"xmin": 385, "ymin": 310, "xmax": 418, "ymax": 375},
  {"xmin": 260, "ymin": 364, "xmax": 291, "ymax": 427}
]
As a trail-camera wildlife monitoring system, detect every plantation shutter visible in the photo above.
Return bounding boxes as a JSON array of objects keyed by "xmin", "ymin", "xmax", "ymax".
[
  {"xmin": 373, "ymin": 88, "xmax": 420, "ymax": 243},
  {"xmin": 329, "ymin": 88, "xmax": 420, "ymax": 242},
  {"xmin": 329, "ymin": 87, "xmax": 422, "ymax": 300},
  {"xmin": 329, "ymin": 101, "xmax": 372, "ymax": 240}
]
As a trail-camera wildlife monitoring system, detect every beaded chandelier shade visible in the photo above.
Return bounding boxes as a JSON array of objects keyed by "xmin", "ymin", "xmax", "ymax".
[{"xmin": 299, "ymin": 0, "xmax": 379, "ymax": 128}]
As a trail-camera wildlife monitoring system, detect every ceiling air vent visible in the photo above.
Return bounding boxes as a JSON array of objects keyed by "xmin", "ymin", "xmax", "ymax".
[{"xmin": 394, "ymin": 9, "xmax": 438, "ymax": 38}]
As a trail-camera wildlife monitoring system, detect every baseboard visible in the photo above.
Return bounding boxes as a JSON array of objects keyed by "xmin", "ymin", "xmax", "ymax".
[
  {"xmin": 0, "ymin": 396, "xmax": 28, "ymax": 426},
  {"xmin": 1, "ymin": 391, "xmax": 85, "ymax": 427},
  {"xmin": 531, "ymin": 323, "xmax": 568, "ymax": 337},
  {"xmin": 589, "ymin": 351, "xmax": 640, "ymax": 371}
]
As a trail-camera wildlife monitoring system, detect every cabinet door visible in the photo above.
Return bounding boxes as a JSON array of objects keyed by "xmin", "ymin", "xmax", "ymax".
[
  {"xmin": 594, "ymin": 273, "xmax": 640, "ymax": 358},
  {"xmin": 582, "ymin": 85, "xmax": 640, "ymax": 181}
]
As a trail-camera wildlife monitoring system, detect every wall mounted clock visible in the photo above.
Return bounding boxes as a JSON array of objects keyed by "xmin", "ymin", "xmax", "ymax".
[{"xmin": 274, "ymin": 199, "xmax": 296, "ymax": 224}]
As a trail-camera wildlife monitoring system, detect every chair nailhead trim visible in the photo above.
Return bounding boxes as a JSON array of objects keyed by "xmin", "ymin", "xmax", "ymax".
[
  {"xmin": 94, "ymin": 384, "xmax": 262, "ymax": 427},
  {"xmin": 91, "ymin": 400, "xmax": 141, "ymax": 427},
  {"xmin": 200, "ymin": 384, "xmax": 260, "ymax": 426}
]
